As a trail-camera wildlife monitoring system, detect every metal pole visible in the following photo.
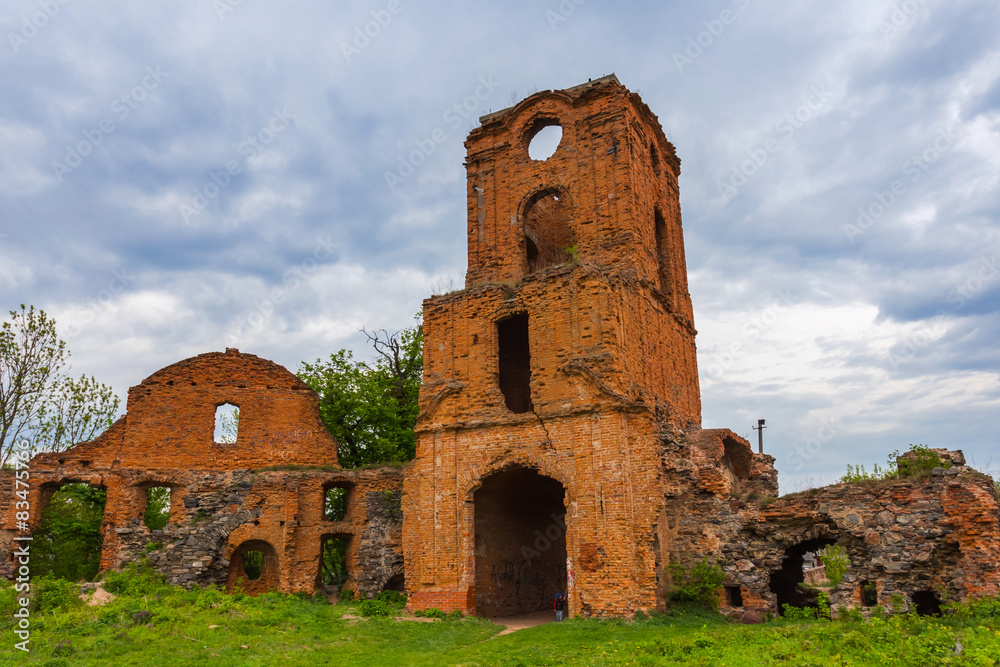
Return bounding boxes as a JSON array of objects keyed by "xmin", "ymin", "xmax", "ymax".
[{"xmin": 753, "ymin": 418, "xmax": 766, "ymax": 453}]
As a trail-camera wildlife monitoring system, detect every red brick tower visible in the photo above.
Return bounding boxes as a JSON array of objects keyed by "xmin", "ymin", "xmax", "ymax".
[{"xmin": 403, "ymin": 75, "xmax": 700, "ymax": 617}]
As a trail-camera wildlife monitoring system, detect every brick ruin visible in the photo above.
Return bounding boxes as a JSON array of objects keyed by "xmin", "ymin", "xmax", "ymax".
[
  {"xmin": 3, "ymin": 75, "xmax": 998, "ymax": 618},
  {"xmin": 1, "ymin": 350, "xmax": 404, "ymax": 598}
]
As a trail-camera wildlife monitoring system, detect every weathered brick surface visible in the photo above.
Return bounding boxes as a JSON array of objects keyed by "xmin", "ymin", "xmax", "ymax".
[
  {"xmin": 3, "ymin": 76, "xmax": 998, "ymax": 620},
  {"xmin": 1, "ymin": 350, "xmax": 403, "ymax": 596}
]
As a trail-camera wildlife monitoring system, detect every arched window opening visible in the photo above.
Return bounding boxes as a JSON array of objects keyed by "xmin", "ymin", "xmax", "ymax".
[
  {"xmin": 215, "ymin": 403, "xmax": 239, "ymax": 444},
  {"xmin": 497, "ymin": 314, "xmax": 532, "ymax": 414},
  {"xmin": 227, "ymin": 539, "xmax": 279, "ymax": 595},
  {"xmin": 324, "ymin": 484, "xmax": 350, "ymax": 522},
  {"xmin": 523, "ymin": 189, "xmax": 573, "ymax": 275},
  {"xmin": 144, "ymin": 485, "xmax": 171, "ymax": 530}
]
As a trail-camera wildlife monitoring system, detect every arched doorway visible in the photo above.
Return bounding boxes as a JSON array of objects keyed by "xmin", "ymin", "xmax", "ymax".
[
  {"xmin": 227, "ymin": 539, "xmax": 279, "ymax": 595},
  {"xmin": 473, "ymin": 467, "xmax": 567, "ymax": 617}
]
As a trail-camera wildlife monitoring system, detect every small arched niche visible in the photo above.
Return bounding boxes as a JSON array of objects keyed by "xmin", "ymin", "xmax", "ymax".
[{"xmin": 227, "ymin": 539, "xmax": 279, "ymax": 595}]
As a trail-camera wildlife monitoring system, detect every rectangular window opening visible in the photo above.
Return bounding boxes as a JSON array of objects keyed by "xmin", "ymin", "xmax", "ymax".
[
  {"xmin": 725, "ymin": 585, "xmax": 744, "ymax": 607},
  {"xmin": 324, "ymin": 485, "xmax": 350, "ymax": 522},
  {"xmin": 498, "ymin": 313, "xmax": 533, "ymax": 413},
  {"xmin": 144, "ymin": 486, "xmax": 171, "ymax": 530}
]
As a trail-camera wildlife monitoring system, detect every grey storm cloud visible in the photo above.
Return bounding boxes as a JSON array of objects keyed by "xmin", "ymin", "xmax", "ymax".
[{"xmin": 1, "ymin": 0, "xmax": 998, "ymax": 491}]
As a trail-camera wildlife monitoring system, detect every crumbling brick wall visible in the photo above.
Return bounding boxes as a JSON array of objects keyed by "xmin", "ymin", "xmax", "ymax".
[
  {"xmin": 664, "ymin": 442, "xmax": 1000, "ymax": 621},
  {"xmin": 2, "ymin": 350, "xmax": 404, "ymax": 597}
]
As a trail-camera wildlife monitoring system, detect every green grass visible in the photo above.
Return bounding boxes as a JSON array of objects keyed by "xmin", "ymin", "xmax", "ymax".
[{"xmin": 2, "ymin": 573, "xmax": 999, "ymax": 666}]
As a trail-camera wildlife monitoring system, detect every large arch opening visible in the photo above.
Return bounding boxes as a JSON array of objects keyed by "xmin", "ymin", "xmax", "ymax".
[
  {"xmin": 473, "ymin": 467, "xmax": 567, "ymax": 617},
  {"xmin": 769, "ymin": 536, "xmax": 838, "ymax": 614},
  {"xmin": 227, "ymin": 539, "xmax": 279, "ymax": 595},
  {"xmin": 523, "ymin": 189, "xmax": 573, "ymax": 274}
]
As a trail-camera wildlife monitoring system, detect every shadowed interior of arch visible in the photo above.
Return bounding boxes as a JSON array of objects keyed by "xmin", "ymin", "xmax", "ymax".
[
  {"xmin": 523, "ymin": 189, "xmax": 573, "ymax": 274},
  {"xmin": 473, "ymin": 467, "xmax": 567, "ymax": 617}
]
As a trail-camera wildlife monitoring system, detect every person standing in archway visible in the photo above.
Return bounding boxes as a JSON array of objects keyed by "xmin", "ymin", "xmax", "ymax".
[{"xmin": 553, "ymin": 592, "xmax": 566, "ymax": 621}]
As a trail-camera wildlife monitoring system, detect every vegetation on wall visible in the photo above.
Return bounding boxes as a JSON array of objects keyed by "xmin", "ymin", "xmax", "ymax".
[{"xmin": 839, "ymin": 444, "xmax": 952, "ymax": 484}]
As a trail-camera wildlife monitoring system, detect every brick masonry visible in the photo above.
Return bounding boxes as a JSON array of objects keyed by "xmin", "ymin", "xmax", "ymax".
[{"xmin": 3, "ymin": 76, "xmax": 998, "ymax": 619}]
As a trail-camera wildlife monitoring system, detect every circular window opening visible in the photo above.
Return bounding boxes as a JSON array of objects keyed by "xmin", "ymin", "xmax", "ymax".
[{"xmin": 527, "ymin": 122, "xmax": 563, "ymax": 161}]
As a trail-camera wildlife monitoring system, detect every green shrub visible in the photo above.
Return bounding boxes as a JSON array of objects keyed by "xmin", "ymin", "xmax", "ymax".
[
  {"xmin": 101, "ymin": 559, "xmax": 167, "ymax": 597},
  {"xmin": 897, "ymin": 444, "xmax": 948, "ymax": 478},
  {"xmin": 666, "ymin": 557, "xmax": 726, "ymax": 608},
  {"xmin": 375, "ymin": 590, "xmax": 407, "ymax": 606},
  {"xmin": 414, "ymin": 607, "xmax": 448, "ymax": 619},
  {"xmin": 33, "ymin": 575, "xmax": 83, "ymax": 613},
  {"xmin": 359, "ymin": 598, "xmax": 392, "ymax": 617}
]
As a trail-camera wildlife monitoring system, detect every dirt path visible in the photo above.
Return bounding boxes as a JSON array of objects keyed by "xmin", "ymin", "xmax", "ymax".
[{"xmin": 491, "ymin": 610, "xmax": 556, "ymax": 636}]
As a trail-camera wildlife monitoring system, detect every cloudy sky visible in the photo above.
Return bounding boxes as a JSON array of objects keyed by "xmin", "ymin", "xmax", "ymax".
[{"xmin": 2, "ymin": 0, "xmax": 998, "ymax": 491}]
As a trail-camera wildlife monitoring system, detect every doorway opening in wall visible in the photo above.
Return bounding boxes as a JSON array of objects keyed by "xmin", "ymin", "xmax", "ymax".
[
  {"xmin": 143, "ymin": 485, "xmax": 171, "ymax": 530},
  {"xmin": 725, "ymin": 585, "xmax": 744, "ymax": 607},
  {"xmin": 319, "ymin": 535, "xmax": 351, "ymax": 595},
  {"xmin": 497, "ymin": 314, "xmax": 532, "ymax": 414},
  {"xmin": 473, "ymin": 467, "xmax": 566, "ymax": 618},
  {"xmin": 768, "ymin": 537, "xmax": 837, "ymax": 615},
  {"xmin": 31, "ymin": 482, "xmax": 106, "ymax": 581}
]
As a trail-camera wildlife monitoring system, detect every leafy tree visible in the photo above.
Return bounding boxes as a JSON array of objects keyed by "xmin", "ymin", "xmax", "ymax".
[
  {"xmin": 32, "ymin": 483, "xmax": 106, "ymax": 581},
  {"xmin": 34, "ymin": 374, "xmax": 120, "ymax": 453},
  {"xmin": 215, "ymin": 405, "xmax": 239, "ymax": 444},
  {"xmin": 0, "ymin": 305, "xmax": 120, "ymax": 465},
  {"xmin": 0, "ymin": 305, "xmax": 67, "ymax": 465},
  {"xmin": 299, "ymin": 321, "xmax": 422, "ymax": 467}
]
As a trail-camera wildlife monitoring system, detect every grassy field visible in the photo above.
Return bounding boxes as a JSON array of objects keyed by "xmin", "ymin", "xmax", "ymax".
[{"xmin": 2, "ymin": 569, "xmax": 999, "ymax": 666}]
